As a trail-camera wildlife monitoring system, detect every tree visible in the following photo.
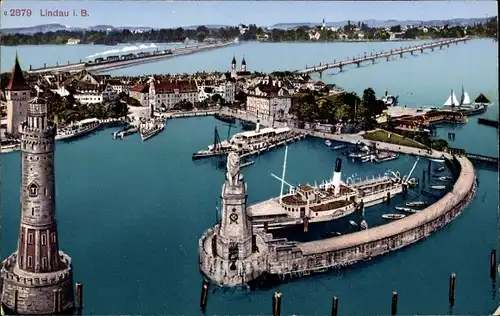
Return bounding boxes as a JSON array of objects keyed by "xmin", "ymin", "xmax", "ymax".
[
  {"xmin": 235, "ymin": 91, "xmax": 247, "ymax": 103},
  {"xmin": 390, "ymin": 25, "xmax": 402, "ymax": 33},
  {"xmin": 196, "ymin": 32, "xmax": 207, "ymax": 42}
]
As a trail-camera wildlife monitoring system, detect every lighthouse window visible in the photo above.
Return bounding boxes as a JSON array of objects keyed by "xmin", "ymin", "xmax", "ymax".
[
  {"xmin": 29, "ymin": 183, "xmax": 39, "ymax": 197},
  {"xmin": 41, "ymin": 234, "xmax": 46, "ymax": 245},
  {"xmin": 27, "ymin": 256, "xmax": 32, "ymax": 267},
  {"xmin": 42, "ymin": 257, "xmax": 47, "ymax": 268},
  {"xmin": 51, "ymin": 232, "xmax": 56, "ymax": 243},
  {"xmin": 28, "ymin": 233, "xmax": 33, "ymax": 244}
]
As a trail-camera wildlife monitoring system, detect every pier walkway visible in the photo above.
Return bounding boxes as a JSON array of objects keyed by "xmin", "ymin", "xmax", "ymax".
[
  {"xmin": 295, "ymin": 37, "xmax": 468, "ymax": 75},
  {"xmin": 27, "ymin": 41, "xmax": 235, "ymax": 74}
]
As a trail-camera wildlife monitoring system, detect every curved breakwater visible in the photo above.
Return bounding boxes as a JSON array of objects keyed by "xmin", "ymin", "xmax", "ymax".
[{"xmin": 267, "ymin": 155, "xmax": 476, "ymax": 278}]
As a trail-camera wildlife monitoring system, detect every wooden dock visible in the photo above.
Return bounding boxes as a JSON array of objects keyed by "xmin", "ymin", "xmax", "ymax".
[{"xmin": 478, "ymin": 118, "xmax": 498, "ymax": 129}]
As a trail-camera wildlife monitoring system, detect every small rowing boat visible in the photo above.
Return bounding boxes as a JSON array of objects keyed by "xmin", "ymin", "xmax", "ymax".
[
  {"xmin": 406, "ymin": 201, "xmax": 427, "ymax": 207},
  {"xmin": 325, "ymin": 140, "xmax": 332, "ymax": 147},
  {"xmin": 438, "ymin": 176, "xmax": 452, "ymax": 182},
  {"xmin": 240, "ymin": 160, "xmax": 254, "ymax": 168},
  {"xmin": 430, "ymin": 185, "xmax": 447, "ymax": 190},
  {"xmin": 360, "ymin": 220, "xmax": 368, "ymax": 230},
  {"xmin": 382, "ymin": 213, "xmax": 406, "ymax": 220},
  {"xmin": 332, "ymin": 144, "xmax": 347, "ymax": 150},
  {"xmin": 430, "ymin": 158, "xmax": 445, "ymax": 163},
  {"xmin": 435, "ymin": 166, "xmax": 445, "ymax": 172},
  {"xmin": 395, "ymin": 206, "xmax": 419, "ymax": 213},
  {"xmin": 349, "ymin": 220, "xmax": 358, "ymax": 227}
]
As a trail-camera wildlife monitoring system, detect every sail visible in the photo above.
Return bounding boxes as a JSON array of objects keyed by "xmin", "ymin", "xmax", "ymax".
[
  {"xmin": 444, "ymin": 89, "xmax": 459, "ymax": 106},
  {"xmin": 462, "ymin": 91, "xmax": 471, "ymax": 105},
  {"xmin": 459, "ymin": 86, "xmax": 472, "ymax": 105}
]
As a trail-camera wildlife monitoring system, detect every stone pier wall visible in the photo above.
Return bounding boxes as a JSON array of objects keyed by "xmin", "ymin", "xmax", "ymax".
[{"xmin": 268, "ymin": 156, "xmax": 476, "ymax": 277}]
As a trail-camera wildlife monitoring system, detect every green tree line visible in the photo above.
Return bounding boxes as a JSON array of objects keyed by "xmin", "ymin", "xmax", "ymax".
[{"xmin": 1, "ymin": 18, "xmax": 496, "ymax": 45}]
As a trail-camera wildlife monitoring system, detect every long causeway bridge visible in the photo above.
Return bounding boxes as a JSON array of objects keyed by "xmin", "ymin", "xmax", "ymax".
[
  {"xmin": 295, "ymin": 37, "xmax": 468, "ymax": 76},
  {"xmin": 27, "ymin": 41, "xmax": 236, "ymax": 74}
]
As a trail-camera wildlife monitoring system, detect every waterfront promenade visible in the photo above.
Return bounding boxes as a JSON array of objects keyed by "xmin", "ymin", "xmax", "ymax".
[
  {"xmin": 27, "ymin": 41, "xmax": 236, "ymax": 74},
  {"xmin": 295, "ymin": 37, "xmax": 468, "ymax": 75}
]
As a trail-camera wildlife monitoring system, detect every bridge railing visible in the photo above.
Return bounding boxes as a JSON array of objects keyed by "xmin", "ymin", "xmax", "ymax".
[{"xmin": 297, "ymin": 37, "xmax": 467, "ymax": 73}]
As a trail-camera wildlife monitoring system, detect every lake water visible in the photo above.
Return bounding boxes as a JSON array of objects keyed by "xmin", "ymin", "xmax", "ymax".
[{"xmin": 1, "ymin": 39, "xmax": 498, "ymax": 315}]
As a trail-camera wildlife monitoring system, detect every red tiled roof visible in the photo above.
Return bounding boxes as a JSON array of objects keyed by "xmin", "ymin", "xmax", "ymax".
[
  {"xmin": 153, "ymin": 80, "xmax": 197, "ymax": 94},
  {"xmin": 6, "ymin": 55, "xmax": 30, "ymax": 91},
  {"xmin": 132, "ymin": 84, "xmax": 149, "ymax": 93}
]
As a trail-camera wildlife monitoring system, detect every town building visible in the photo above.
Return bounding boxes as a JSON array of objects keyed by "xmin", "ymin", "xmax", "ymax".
[
  {"xmin": 0, "ymin": 94, "xmax": 77, "ymax": 314},
  {"xmin": 66, "ymin": 38, "xmax": 81, "ymax": 45},
  {"xmin": 0, "ymin": 55, "xmax": 31, "ymax": 139},
  {"xmin": 130, "ymin": 84, "xmax": 150, "ymax": 106},
  {"xmin": 148, "ymin": 79, "xmax": 198, "ymax": 110},
  {"xmin": 246, "ymin": 78, "xmax": 292, "ymax": 122},
  {"xmin": 197, "ymin": 80, "xmax": 236, "ymax": 103}
]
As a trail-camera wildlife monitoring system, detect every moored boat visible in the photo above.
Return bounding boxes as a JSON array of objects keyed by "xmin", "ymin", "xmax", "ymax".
[
  {"xmin": 438, "ymin": 176, "xmax": 452, "ymax": 182},
  {"xmin": 382, "ymin": 213, "xmax": 406, "ymax": 220},
  {"xmin": 240, "ymin": 120, "xmax": 257, "ymax": 131},
  {"xmin": 430, "ymin": 158, "xmax": 445, "ymax": 163},
  {"xmin": 240, "ymin": 160, "xmax": 254, "ymax": 168},
  {"xmin": 139, "ymin": 118, "xmax": 165, "ymax": 142},
  {"xmin": 214, "ymin": 113, "xmax": 236, "ymax": 124},
  {"xmin": 332, "ymin": 144, "xmax": 347, "ymax": 150},
  {"xmin": 395, "ymin": 206, "xmax": 419, "ymax": 213},
  {"xmin": 435, "ymin": 166, "xmax": 445, "ymax": 172},
  {"xmin": 406, "ymin": 201, "xmax": 427, "ymax": 207},
  {"xmin": 360, "ymin": 220, "xmax": 368, "ymax": 230},
  {"xmin": 349, "ymin": 220, "xmax": 358, "ymax": 227},
  {"xmin": 55, "ymin": 118, "xmax": 101, "ymax": 141},
  {"xmin": 430, "ymin": 185, "xmax": 447, "ymax": 190}
]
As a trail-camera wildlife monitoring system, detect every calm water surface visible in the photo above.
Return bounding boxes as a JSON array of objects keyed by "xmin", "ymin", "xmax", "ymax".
[{"xmin": 1, "ymin": 40, "xmax": 498, "ymax": 314}]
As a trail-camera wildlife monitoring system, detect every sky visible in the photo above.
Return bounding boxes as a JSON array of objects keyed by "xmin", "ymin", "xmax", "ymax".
[{"xmin": 0, "ymin": 1, "xmax": 497, "ymax": 29}]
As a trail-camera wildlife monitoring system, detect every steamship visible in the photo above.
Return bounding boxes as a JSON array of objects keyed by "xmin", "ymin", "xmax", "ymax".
[
  {"xmin": 247, "ymin": 148, "xmax": 419, "ymax": 230},
  {"xmin": 193, "ymin": 121, "xmax": 300, "ymax": 160}
]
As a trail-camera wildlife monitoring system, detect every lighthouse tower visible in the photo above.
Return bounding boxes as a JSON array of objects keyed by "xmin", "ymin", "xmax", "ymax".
[
  {"xmin": 199, "ymin": 151, "xmax": 269, "ymax": 286},
  {"xmin": 216, "ymin": 152, "xmax": 253, "ymax": 264},
  {"xmin": 0, "ymin": 95, "xmax": 76, "ymax": 314},
  {"xmin": 231, "ymin": 56, "xmax": 237, "ymax": 78}
]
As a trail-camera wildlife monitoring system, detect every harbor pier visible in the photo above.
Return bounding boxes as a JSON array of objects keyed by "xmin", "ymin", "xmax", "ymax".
[{"xmin": 199, "ymin": 147, "xmax": 476, "ymax": 286}]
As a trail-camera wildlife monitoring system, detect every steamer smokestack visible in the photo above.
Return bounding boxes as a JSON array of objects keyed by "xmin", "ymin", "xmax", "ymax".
[{"xmin": 333, "ymin": 158, "xmax": 342, "ymax": 195}]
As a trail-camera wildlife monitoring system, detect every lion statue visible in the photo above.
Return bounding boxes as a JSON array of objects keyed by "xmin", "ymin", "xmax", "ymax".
[{"xmin": 226, "ymin": 152, "xmax": 241, "ymax": 186}]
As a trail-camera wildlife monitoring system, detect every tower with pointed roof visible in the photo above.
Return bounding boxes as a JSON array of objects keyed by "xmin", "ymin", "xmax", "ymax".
[
  {"xmin": 0, "ymin": 95, "xmax": 76, "ymax": 314},
  {"xmin": 231, "ymin": 56, "xmax": 237, "ymax": 78},
  {"xmin": 4, "ymin": 54, "xmax": 31, "ymax": 138},
  {"xmin": 241, "ymin": 56, "xmax": 247, "ymax": 73}
]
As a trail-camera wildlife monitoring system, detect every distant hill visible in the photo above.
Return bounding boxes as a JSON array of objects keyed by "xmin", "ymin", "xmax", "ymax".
[
  {"xmin": 0, "ymin": 24, "xmax": 153, "ymax": 35},
  {"xmin": 1, "ymin": 17, "xmax": 494, "ymax": 35},
  {"xmin": 270, "ymin": 17, "xmax": 494, "ymax": 29}
]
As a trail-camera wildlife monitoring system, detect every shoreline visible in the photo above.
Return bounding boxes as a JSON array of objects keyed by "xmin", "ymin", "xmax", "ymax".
[{"xmin": 0, "ymin": 36, "xmax": 495, "ymax": 47}]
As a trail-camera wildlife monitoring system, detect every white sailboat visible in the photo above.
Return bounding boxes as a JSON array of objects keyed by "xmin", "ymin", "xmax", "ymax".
[
  {"xmin": 444, "ymin": 89, "xmax": 459, "ymax": 107},
  {"xmin": 459, "ymin": 85, "xmax": 472, "ymax": 106}
]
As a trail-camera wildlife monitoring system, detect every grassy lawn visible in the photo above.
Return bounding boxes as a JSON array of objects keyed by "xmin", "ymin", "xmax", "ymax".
[{"xmin": 363, "ymin": 130, "xmax": 429, "ymax": 150}]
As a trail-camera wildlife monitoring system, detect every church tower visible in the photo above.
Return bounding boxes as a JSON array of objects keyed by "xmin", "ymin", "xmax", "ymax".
[
  {"xmin": 231, "ymin": 56, "xmax": 237, "ymax": 78},
  {"xmin": 216, "ymin": 152, "xmax": 253, "ymax": 269},
  {"xmin": 0, "ymin": 95, "xmax": 75, "ymax": 315},
  {"xmin": 241, "ymin": 56, "xmax": 247, "ymax": 72},
  {"xmin": 4, "ymin": 54, "xmax": 30, "ymax": 138}
]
